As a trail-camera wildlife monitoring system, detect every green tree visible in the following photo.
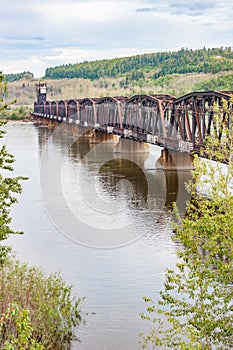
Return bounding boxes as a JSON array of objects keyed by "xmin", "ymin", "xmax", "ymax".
[
  {"xmin": 140, "ymin": 97, "xmax": 233, "ymax": 349},
  {"xmin": 0, "ymin": 72, "xmax": 26, "ymax": 263}
]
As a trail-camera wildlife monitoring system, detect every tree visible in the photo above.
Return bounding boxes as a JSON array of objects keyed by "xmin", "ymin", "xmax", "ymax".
[
  {"xmin": 0, "ymin": 72, "xmax": 26, "ymax": 263},
  {"xmin": 140, "ymin": 97, "xmax": 233, "ymax": 349}
]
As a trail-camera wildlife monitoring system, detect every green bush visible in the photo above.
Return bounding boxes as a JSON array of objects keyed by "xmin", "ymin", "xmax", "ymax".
[
  {"xmin": 0, "ymin": 106, "xmax": 32, "ymax": 120},
  {"xmin": 0, "ymin": 257, "xmax": 83, "ymax": 349},
  {"xmin": 0, "ymin": 302, "xmax": 44, "ymax": 350}
]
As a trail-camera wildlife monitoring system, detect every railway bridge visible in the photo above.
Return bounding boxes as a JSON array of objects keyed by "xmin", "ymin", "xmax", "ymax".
[{"xmin": 32, "ymin": 83, "xmax": 233, "ymax": 154}]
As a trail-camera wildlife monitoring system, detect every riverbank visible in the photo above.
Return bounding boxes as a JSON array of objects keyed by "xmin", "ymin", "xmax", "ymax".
[{"xmin": 0, "ymin": 105, "xmax": 33, "ymax": 122}]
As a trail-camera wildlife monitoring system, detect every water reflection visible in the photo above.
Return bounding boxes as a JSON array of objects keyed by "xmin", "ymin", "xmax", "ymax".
[
  {"xmin": 64, "ymin": 130, "xmax": 193, "ymax": 214},
  {"xmin": 69, "ymin": 137, "xmax": 92, "ymax": 161},
  {"xmin": 156, "ymin": 149, "xmax": 193, "ymax": 212},
  {"xmin": 99, "ymin": 158, "xmax": 149, "ymax": 207},
  {"xmin": 37, "ymin": 124, "xmax": 193, "ymax": 221}
]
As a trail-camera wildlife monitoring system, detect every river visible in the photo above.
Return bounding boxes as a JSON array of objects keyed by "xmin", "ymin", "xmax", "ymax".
[{"xmin": 2, "ymin": 121, "xmax": 192, "ymax": 350}]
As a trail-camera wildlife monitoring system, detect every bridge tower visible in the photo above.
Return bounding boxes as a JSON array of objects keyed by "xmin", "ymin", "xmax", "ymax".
[{"xmin": 36, "ymin": 82, "xmax": 47, "ymax": 104}]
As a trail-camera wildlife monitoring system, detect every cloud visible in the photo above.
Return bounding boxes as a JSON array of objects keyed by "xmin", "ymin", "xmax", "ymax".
[
  {"xmin": 135, "ymin": 7, "xmax": 157, "ymax": 12},
  {"xmin": 170, "ymin": 2, "xmax": 216, "ymax": 11},
  {"xmin": 0, "ymin": 0, "xmax": 232, "ymax": 77},
  {"xmin": 136, "ymin": 1, "xmax": 217, "ymax": 17},
  {"xmin": 1, "ymin": 37, "xmax": 45, "ymax": 50},
  {"xmin": 169, "ymin": 2, "xmax": 216, "ymax": 16}
]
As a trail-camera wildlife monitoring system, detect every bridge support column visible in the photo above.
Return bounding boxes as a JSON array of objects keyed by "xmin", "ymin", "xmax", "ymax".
[
  {"xmin": 68, "ymin": 123, "xmax": 80, "ymax": 136},
  {"xmin": 79, "ymin": 127, "xmax": 95, "ymax": 138},
  {"xmin": 60, "ymin": 123, "xmax": 95, "ymax": 138},
  {"xmin": 48, "ymin": 119, "xmax": 59, "ymax": 128},
  {"xmin": 156, "ymin": 149, "xmax": 194, "ymax": 170},
  {"xmin": 60, "ymin": 121, "xmax": 68, "ymax": 132},
  {"xmin": 114, "ymin": 137, "xmax": 150, "ymax": 153},
  {"xmin": 90, "ymin": 131, "xmax": 118, "ymax": 144},
  {"xmin": 33, "ymin": 116, "xmax": 59, "ymax": 128}
]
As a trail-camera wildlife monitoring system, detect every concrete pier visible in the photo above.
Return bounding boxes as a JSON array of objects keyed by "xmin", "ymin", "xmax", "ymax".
[
  {"xmin": 90, "ymin": 131, "xmax": 119, "ymax": 144},
  {"xmin": 156, "ymin": 149, "xmax": 194, "ymax": 171},
  {"xmin": 114, "ymin": 137, "xmax": 150, "ymax": 153}
]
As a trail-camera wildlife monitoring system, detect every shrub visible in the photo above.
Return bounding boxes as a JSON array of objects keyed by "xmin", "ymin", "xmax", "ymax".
[{"xmin": 0, "ymin": 257, "xmax": 83, "ymax": 349}]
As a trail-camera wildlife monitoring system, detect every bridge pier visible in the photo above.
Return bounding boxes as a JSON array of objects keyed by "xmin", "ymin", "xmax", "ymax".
[
  {"xmin": 152, "ymin": 149, "xmax": 194, "ymax": 214},
  {"xmin": 33, "ymin": 116, "xmax": 59, "ymax": 128},
  {"xmin": 156, "ymin": 149, "xmax": 194, "ymax": 171},
  {"xmin": 67, "ymin": 122, "xmax": 80, "ymax": 136},
  {"xmin": 58, "ymin": 123, "xmax": 95, "ymax": 138},
  {"xmin": 90, "ymin": 131, "xmax": 119, "ymax": 144},
  {"xmin": 78, "ymin": 127, "xmax": 95, "ymax": 138},
  {"xmin": 114, "ymin": 137, "xmax": 150, "ymax": 153}
]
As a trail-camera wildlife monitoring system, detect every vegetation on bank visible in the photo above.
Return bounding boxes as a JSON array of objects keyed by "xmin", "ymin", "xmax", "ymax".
[
  {"xmin": 140, "ymin": 97, "xmax": 233, "ymax": 349},
  {"xmin": 0, "ymin": 72, "xmax": 83, "ymax": 348},
  {"xmin": 0, "ymin": 258, "xmax": 82, "ymax": 349},
  {"xmin": 0, "ymin": 105, "xmax": 32, "ymax": 121}
]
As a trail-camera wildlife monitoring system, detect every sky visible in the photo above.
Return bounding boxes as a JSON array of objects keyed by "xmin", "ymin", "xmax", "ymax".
[{"xmin": 0, "ymin": 0, "xmax": 233, "ymax": 77}]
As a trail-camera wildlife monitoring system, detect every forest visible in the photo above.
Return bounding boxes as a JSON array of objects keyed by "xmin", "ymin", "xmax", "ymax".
[
  {"xmin": 5, "ymin": 71, "xmax": 34, "ymax": 82},
  {"xmin": 44, "ymin": 47, "xmax": 233, "ymax": 81}
]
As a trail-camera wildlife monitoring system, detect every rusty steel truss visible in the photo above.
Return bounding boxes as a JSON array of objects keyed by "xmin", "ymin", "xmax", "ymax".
[{"xmin": 33, "ymin": 86, "xmax": 233, "ymax": 154}]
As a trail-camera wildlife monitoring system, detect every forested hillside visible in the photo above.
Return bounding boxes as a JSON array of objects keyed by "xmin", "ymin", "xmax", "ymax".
[
  {"xmin": 4, "ymin": 46, "xmax": 233, "ymax": 106},
  {"xmin": 5, "ymin": 71, "xmax": 34, "ymax": 82},
  {"xmin": 194, "ymin": 73, "xmax": 233, "ymax": 91},
  {"xmin": 45, "ymin": 47, "xmax": 233, "ymax": 81}
]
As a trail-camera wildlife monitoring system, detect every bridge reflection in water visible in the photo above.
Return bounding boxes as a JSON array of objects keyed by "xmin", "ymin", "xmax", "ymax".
[{"xmin": 37, "ymin": 123, "xmax": 193, "ymax": 233}]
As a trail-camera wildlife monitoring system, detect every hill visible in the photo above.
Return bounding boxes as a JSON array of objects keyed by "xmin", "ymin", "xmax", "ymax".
[
  {"xmin": 44, "ymin": 47, "xmax": 233, "ymax": 81},
  {"xmin": 5, "ymin": 71, "xmax": 34, "ymax": 82},
  {"xmin": 4, "ymin": 47, "xmax": 233, "ymax": 106}
]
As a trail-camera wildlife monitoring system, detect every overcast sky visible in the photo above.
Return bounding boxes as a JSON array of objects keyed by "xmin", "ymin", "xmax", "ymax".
[{"xmin": 0, "ymin": 0, "xmax": 233, "ymax": 77}]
